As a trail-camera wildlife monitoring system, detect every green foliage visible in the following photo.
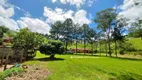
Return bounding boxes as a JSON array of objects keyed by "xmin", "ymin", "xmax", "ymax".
[
  {"xmin": 50, "ymin": 18, "xmax": 74, "ymax": 42},
  {"xmin": 118, "ymin": 41, "xmax": 135, "ymax": 54},
  {"xmin": 0, "ymin": 26, "xmax": 9, "ymax": 38},
  {"xmin": 129, "ymin": 19, "xmax": 142, "ymax": 39},
  {"xmin": 50, "ymin": 21, "xmax": 63, "ymax": 40},
  {"xmin": 112, "ymin": 27, "xmax": 124, "ymax": 41},
  {"xmin": 13, "ymin": 28, "xmax": 47, "ymax": 59},
  {"xmin": 94, "ymin": 8, "xmax": 117, "ymax": 31},
  {"xmin": 13, "ymin": 28, "xmax": 46, "ymax": 48},
  {"xmin": 39, "ymin": 40, "xmax": 64, "ymax": 58},
  {"xmin": 0, "ymin": 68, "xmax": 24, "ymax": 80}
]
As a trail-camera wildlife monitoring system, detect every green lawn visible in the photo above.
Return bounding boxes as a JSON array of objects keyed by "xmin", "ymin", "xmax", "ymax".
[{"xmin": 24, "ymin": 52, "xmax": 142, "ymax": 80}]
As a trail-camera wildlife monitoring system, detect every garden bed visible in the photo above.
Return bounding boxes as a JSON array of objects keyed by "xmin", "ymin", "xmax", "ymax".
[{"xmin": 5, "ymin": 64, "xmax": 49, "ymax": 80}]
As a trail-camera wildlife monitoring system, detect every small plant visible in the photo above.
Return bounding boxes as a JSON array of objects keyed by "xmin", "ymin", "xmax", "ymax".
[{"xmin": 0, "ymin": 68, "xmax": 24, "ymax": 80}]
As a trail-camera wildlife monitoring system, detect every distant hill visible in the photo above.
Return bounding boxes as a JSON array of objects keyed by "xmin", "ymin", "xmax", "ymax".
[{"xmin": 128, "ymin": 38, "xmax": 142, "ymax": 50}]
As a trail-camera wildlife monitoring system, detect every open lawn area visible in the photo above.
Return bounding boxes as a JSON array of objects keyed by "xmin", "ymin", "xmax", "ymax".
[{"xmin": 23, "ymin": 52, "xmax": 142, "ymax": 80}]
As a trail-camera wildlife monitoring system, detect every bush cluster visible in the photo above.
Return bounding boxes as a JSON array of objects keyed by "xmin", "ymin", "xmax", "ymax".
[{"xmin": 39, "ymin": 40, "xmax": 64, "ymax": 58}]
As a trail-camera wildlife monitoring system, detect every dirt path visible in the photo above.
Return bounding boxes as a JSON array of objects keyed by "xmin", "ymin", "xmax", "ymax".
[{"xmin": 5, "ymin": 64, "xmax": 49, "ymax": 80}]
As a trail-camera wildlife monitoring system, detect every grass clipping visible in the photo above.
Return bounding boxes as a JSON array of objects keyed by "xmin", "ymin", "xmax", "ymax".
[{"xmin": 5, "ymin": 65, "xmax": 49, "ymax": 80}]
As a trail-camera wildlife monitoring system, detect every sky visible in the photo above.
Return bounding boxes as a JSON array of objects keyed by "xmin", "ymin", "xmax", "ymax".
[{"xmin": 0, "ymin": 0, "xmax": 142, "ymax": 34}]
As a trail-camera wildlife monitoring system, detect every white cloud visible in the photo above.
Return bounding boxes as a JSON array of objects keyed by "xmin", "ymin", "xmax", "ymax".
[
  {"xmin": 0, "ymin": 0, "xmax": 14, "ymax": 18},
  {"xmin": 87, "ymin": 0, "xmax": 95, "ymax": 7},
  {"xmin": 17, "ymin": 17, "xmax": 51, "ymax": 34},
  {"xmin": 51, "ymin": 0, "xmax": 96, "ymax": 8},
  {"xmin": 52, "ymin": 0, "xmax": 57, "ymax": 3},
  {"xmin": 43, "ymin": 7, "xmax": 91, "ymax": 25},
  {"xmin": 0, "ymin": 0, "xmax": 51, "ymax": 34},
  {"xmin": 118, "ymin": 0, "xmax": 142, "ymax": 23},
  {"xmin": 0, "ymin": 0, "xmax": 19, "ymax": 31},
  {"xmin": 0, "ymin": 6, "xmax": 14, "ymax": 18},
  {"xmin": 74, "ymin": 10, "xmax": 91, "ymax": 25},
  {"xmin": 0, "ymin": 0, "xmax": 6, "ymax": 6},
  {"xmin": 0, "ymin": 17, "xmax": 19, "ymax": 31}
]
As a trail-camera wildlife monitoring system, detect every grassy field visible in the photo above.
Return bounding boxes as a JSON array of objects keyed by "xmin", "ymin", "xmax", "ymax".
[
  {"xmin": 24, "ymin": 52, "xmax": 142, "ymax": 80},
  {"xmin": 128, "ymin": 38, "xmax": 142, "ymax": 50}
]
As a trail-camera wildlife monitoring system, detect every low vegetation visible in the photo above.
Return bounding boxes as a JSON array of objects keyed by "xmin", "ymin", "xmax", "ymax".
[{"xmin": 0, "ymin": 68, "xmax": 24, "ymax": 80}]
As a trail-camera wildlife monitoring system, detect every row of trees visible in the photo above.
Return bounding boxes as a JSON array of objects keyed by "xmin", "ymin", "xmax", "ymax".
[
  {"xmin": 50, "ymin": 18, "xmax": 97, "ymax": 54},
  {"xmin": 49, "ymin": 8, "xmax": 129, "ymax": 57}
]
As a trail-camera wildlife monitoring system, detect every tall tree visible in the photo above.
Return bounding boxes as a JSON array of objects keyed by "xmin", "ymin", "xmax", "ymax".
[
  {"xmin": 62, "ymin": 18, "xmax": 74, "ymax": 52},
  {"xmin": 88, "ymin": 28, "xmax": 96, "ymax": 55},
  {"xmin": 112, "ymin": 27, "xmax": 123, "ymax": 57},
  {"xmin": 112, "ymin": 16, "xmax": 128, "ymax": 57},
  {"xmin": 94, "ymin": 8, "xmax": 117, "ymax": 57},
  {"xmin": 82, "ymin": 24, "xmax": 89, "ymax": 55},
  {"xmin": 73, "ymin": 24, "xmax": 83, "ymax": 53},
  {"xmin": 13, "ymin": 28, "xmax": 45, "ymax": 60}
]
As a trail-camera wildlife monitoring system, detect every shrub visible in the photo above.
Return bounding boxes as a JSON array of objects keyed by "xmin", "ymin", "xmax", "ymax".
[
  {"xmin": 39, "ymin": 40, "xmax": 64, "ymax": 59},
  {"xmin": 94, "ymin": 50, "xmax": 97, "ymax": 54},
  {"xmin": 119, "ymin": 49, "xmax": 125, "ymax": 55},
  {"xmin": 0, "ymin": 68, "xmax": 24, "ymax": 80}
]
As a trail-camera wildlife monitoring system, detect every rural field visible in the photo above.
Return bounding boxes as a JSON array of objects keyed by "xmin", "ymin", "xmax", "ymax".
[{"xmin": 23, "ymin": 52, "xmax": 142, "ymax": 80}]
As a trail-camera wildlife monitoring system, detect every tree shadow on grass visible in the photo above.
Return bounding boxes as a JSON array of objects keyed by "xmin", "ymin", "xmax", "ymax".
[{"xmin": 30, "ymin": 57, "xmax": 65, "ymax": 61}]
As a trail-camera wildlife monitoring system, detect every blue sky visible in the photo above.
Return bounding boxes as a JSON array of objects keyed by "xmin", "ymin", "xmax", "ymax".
[
  {"xmin": 0, "ymin": 0, "xmax": 142, "ymax": 34},
  {"xmin": 9, "ymin": 0, "xmax": 123, "ymax": 19}
]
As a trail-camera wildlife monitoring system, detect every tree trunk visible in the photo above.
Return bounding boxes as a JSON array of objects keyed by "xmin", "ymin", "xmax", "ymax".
[
  {"xmin": 76, "ymin": 40, "xmax": 78, "ymax": 54},
  {"xmin": 84, "ymin": 39, "xmax": 86, "ymax": 55},
  {"xmin": 105, "ymin": 40, "xmax": 108, "ymax": 56},
  {"xmin": 66, "ymin": 41, "xmax": 68, "ymax": 53},
  {"xmin": 20, "ymin": 50, "xmax": 24, "ymax": 63},
  {"xmin": 99, "ymin": 42, "xmax": 101, "ymax": 56},
  {"xmin": 0, "ymin": 56, "xmax": 4, "ymax": 66},
  {"xmin": 92, "ymin": 42, "xmax": 94, "ymax": 55},
  {"xmin": 115, "ymin": 40, "xmax": 117, "ymax": 57},
  {"xmin": 108, "ymin": 29, "xmax": 111, "ymax": 57},
  {"xmin": 4, "ymin": 55, "xmax": 9, "ymax": 71},
  {"xmin": 49, "ymin": 54, "xmax": 55, "ymax": 59},
  {"xmin": 24, "ymin": 47, "xmax": 28, "ymax": 60}
]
